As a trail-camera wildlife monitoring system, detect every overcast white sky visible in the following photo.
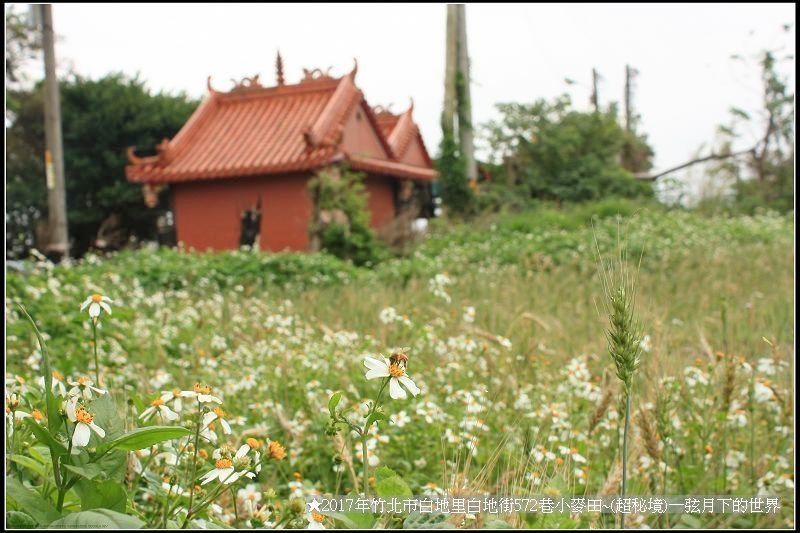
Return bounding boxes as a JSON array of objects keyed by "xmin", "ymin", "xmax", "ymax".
[{"xmin": 18, "ymin": 3, "xmax": 799, "ymax": 196}]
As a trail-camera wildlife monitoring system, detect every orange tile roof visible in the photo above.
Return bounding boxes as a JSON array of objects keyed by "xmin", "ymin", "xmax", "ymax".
[
  {"xmin": 126, "ymin": 66, "xmax": 435, "ymax": 184},
  {"xmin": 374, "ymin": 105, "xmax": 433, "ymax": 167}
]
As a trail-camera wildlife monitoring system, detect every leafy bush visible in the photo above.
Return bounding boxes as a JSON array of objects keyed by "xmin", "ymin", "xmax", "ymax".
[{"xmin": 308, "ymin": 168, "xmax": 388, "ymax": 267}]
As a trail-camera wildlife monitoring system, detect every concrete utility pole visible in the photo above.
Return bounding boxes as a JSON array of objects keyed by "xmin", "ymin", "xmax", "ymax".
[
  {"xmin": 624, "ymin": 64, "xmax": 637, "ymax": 133},
  {"xmin": 591, "ymin": 68, "xmax": 600, "ymax": 112},
  {"xmin": 456, "ymin": 4, "xmax": 477, "ymax": 183},
  {"xmin": 443, "ymin": 4, "xmax": 458, "ymax": 135},
  {"xmin": 40, "ymin": 4, "xmax": 69, "ymax": 258}
]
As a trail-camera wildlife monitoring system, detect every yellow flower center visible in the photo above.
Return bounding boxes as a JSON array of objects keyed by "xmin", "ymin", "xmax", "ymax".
[
  {"xmin": 248, "ymin": 493, "xmax": 258, "ymax": 501},
  {"xmin": 77, "ymin": 376, "xmax": 89, "ymax": 386},
  {"xmin": 215, "ymin": 458, "xmax": 233, "ymax": 469},
  {"xmin": 213, "ymin": 407, "xmax": 226, "ymax": 418},
  {"xmin": 53, "ymin": 370, "xmax": 64, "ymax": 381},
  {"xmin": 75, "ymin": 407, "xmax": 94, "ymax": 424},
  {"xmin": 91, "ymin": 293, "xmax": 103, "ymax": 303},
  {"xmin": 151, "ymin": 398, "xmax": 165, "ymax": 407},
  {"xmin": 569, "ymin": 447, "xmax": 578, "ymax": 454},
  {"xmin": 311, "ymin": 512, "xmax": 325, "ymax": 523},
  {"xmin": 269, "ymin": 441, "xmax": 287, "ymax": 460},
  {"xmin": 246, "ymin": 438, "xmax": 261, "ymax": 449},
  {"xmin": 172, "ymin": 388, "xmax": 182, "ymax": 397},
  {"xmin": 194, "ymin": 383, "xmax": 212, "ymax": 395},
  {"xmin": 293, "ymin": 472, "xmax": 302, "ymax": 481},
  {"xmin": 32, "ymin": 409, "xmax": 44, "ymax": 421},
  {"xmin": 198, "ymin": 449, "xmax": 209, "ymax": 460},
  {"xmin": 388, "ymin": 363, "xmax": 404, "ymax": 378}
]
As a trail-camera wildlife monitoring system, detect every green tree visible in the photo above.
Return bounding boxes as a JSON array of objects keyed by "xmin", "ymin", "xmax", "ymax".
[
  {"xmin": 485, "ymin": 95, "xmax": 653, "ymax": 204},
  {"xmin": 6, "ymin": 73, "xmax": 199, "ymax": 257}
]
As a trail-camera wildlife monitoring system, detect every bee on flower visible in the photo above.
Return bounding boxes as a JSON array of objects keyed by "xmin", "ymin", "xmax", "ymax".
[
  {"xmin": 363, "ymin": 351, "xmax": 420, "ymax": 400},
  {"xmin": 184, "ymin": 383, "xmax": 223, "ymax": 404},
  {"xmin": 80, "ymin": 293, "xmax": 113, "ymax": 320}
]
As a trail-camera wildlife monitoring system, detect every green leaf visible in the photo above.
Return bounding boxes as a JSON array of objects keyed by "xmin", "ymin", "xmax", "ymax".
[
  {"xmin": 88, "ymin": 393, "xmax": 125, "ymax": 442},
  {"xmin": 403, "ymin": 512, "xmax": 454, "ymax": 529},
  {"xmin": 16, "ymin": 306, "xmax": 61, "ymax": 436},
  {"xmin": 483, "ymin": 518, "xmax": 513, "ymax": 528},
  {"xmin": 98, "ymin": 426, "xmax": 191, "ymax": 454},
  {"xmin": 48, "ymin": 509, "xmax": 144, "ymax": 529},
  {"xmin": 6, "ymin": 476, "xmax": 62, "ymax": 526},
  {"xmin": 63, "ymin": 463, "xmax": 104, "ymax": 480},
  {"xmin": 366, "ymin": 410, "xmax": 388, "ymax": 428},
  {"xmin": 24, "ymin": 418, "xmax": 67, "ymax": 456},
  {"xmin": 373, "ymin": 467, "xmax": 412, "ymax": 499},
  {"xmin": 329, "ymin": 511, "xmax": 375, "ymax": 529},
  {"xmin": 328, "ymin": 391, "xmax": 343, "ymax": 418},
  {"xmin": 9, "ymin": 455, "xmax": 47, "ymax": 477},
  {"xmin": 75, "ymin": 479, "xmax": 127, "ymax": 512},
  {"xmin": 6, "ymin": 510, "xmax": 38, "ymax": 528}
]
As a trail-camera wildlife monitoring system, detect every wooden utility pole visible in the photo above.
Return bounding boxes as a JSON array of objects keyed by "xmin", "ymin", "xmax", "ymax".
[
  {"xmin": 443, "ymin": 4, "xmax": 458, "ymax": 134},
  {"xmin": 41, "ymin": 4, "xmax": 69, "ymax": 258},
  {"xmin": 455, "ymin": 4, "xmax": 477, "ymax": 182},
  {"xmin": 591, "ymin": 68, "xmax": 600, "ymax": 112}
]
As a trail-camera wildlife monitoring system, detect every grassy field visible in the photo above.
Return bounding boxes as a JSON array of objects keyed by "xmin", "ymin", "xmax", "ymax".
[{"xmin": 5, "ymin": 200, "xmax": 794, "ymax": 528}]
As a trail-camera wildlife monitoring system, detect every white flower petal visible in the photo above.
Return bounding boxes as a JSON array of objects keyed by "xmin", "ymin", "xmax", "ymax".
[
  {"xmin": 220, "ymin": 419, "xmax": 232, "ymax": 435},
  {"xmin": 389, "ymin": 378, "xmax": 407, "ymax": 400},
  {"xmin": 140, "ymin": 406, "xmax": 155, "ymax": 420},
  {"xmin": 89, "ymin": 422, "xmax": 105, "ymax": 438},
  {"xmin": 89, "ymin": 302, "xmax": 101, "ymax": 318},
  {"xmin": 99, "ymin": 301, "xmax": 112, "ymax": 315},
  {"xmin": 80, "ymin": 298, "xmax": 91, "ymax": 311},
  {"xmin": 365, "ymin": 368, "xmax": 390, "ymax": 380},
  {"xmin": 236, "ymin": 444, "xmax": 250, "ymax": 459},
  {"xmin": 161, "ymin": 406, "xmax": 180, "ymax": 421},
  {"xmin": 73, "ymin": 423, "xmax": 91, "ymax": 447},
  {"xmin": 398, "ymin": 375, "xmax": 420, "ymax": 397},
  {"xmin": 363, "ymin": 358, "xmax": 386, "ymax": 371},
  {"xmin": 202, "ymin": 412, "xmax": 217, "ymax": 427}
]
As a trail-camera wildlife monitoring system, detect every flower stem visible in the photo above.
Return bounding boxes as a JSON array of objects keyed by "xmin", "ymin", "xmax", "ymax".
[
  {"xmin": 183, "ymin": 401, "xmax": 203, "ymax": 528},
  {"xmin": 361, "ymin": 378, "xmax": 389, "ymax": 498},
  {"xmin": 621, "ymin": 389, "xmax": 631, "ymax": 529},
  {"xmin": 91, "ymin": 320, "xmax": 100, "ymax": 387}
]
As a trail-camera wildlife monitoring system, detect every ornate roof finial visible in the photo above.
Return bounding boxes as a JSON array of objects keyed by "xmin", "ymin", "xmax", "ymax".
[{"xmin": 276, "ymin": 50, "xmax": 285, "ymax": 86}]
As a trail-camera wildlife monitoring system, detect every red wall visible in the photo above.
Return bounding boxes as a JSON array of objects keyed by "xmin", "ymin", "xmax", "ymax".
[
  {"xmin": 365, "ymin": 176, "xmax": 396, "ymax": 229},
  {"xmin": 172, "ymin": 174, "xmax": 313, "ymax": 252},
  {"xmin": 172, "ymin": 172, "xmax": 396, "ymax": 252}
]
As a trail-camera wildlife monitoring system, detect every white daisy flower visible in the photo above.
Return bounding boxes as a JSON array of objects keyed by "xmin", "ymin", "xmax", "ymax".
[
  {"xmin": 305, "ymin": 511, "xmax": 326, "ymax": 529},
  {"xmin": 200, "ymin": 444, "xmax": 253, "ymax": 485},
  {"xmin": 160, "ymin": 388, "xmax": 188, "ymax": 412},
  {"xmin": 139, "ymin": 397, "xmax": 180, "ymax": 422},
  {"xmin": 67, "ymin": 404, "xmax": 106, "ymax": 448},
  {"xmin": 363, "ymin": 356, "xmax": 420, "ymax": 400},
  {"xmin": 80, "ymin": 293, "xmax": 113, "ymax": 320},
  {"xmin": 67, "ymin": 376, "xmax": 107, "ymax": 400},
  {"xmin": 203, "ymin": 407, "xmax": 232, "ymax": 435}
]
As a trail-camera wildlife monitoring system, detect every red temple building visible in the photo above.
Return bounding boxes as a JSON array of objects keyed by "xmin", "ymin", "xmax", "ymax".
[{"xmin": 126, "ymin": 56, "xmax": 436, "ymax": 252}]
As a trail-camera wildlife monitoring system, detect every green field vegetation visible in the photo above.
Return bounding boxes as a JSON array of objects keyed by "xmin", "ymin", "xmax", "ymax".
[{"xmin": 5, "ymin": 200, "xmax": 794, "ymax": 529}]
